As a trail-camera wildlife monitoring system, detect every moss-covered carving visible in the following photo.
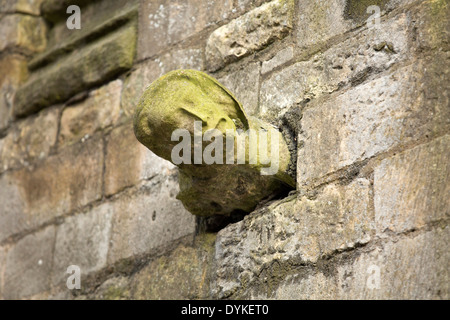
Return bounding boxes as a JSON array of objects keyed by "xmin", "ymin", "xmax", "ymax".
[{"xmin": 134, "ymin": 69, "xmax": 295, "ymax": 217}]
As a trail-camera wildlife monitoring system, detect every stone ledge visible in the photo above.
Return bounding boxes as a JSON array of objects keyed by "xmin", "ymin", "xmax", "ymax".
[
  {"xmin": 206, "ymin": 0, "xmax": 294, "ymax": 72},
  {"xmin": 272, "ymin": 226, "xmax": 449, "ymax": 299},
  {"xmin": 30, "ymin": 0, "xmax": 138, "ymax": 71},
  {"xmin": 13, "ymin": 22, "xmax": 137, "ymax": 117}
]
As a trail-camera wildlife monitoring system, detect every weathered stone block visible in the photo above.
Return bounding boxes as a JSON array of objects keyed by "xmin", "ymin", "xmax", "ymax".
[
  {"xmin": 374, "ymin": 135, "xmax": 450, "ymax": 235},
  {"xmin": 31, "ymin": 0, "xmax": 138, "ymax": 71},
  {"xmin": 107, "ymin": 177, "xmax": 196, "ymax": 264},
  {"xmin": 206, "ymin": 0, "xmax": 294, "ymax": 71},
  {"xmin": 0, "ymin": 0, "xmax": 44, "ymax": 15},
  {"xmin": 59, "ymin": 80, "xmax": 122, "ymax": 146},
  {"xmin": 105, "ymin": 123, "xmax": 175, "ymax": 197},
  {"xmin": 0, "ymin": 14, "xmax": 47, "ymax": 54},
  {"xmin": 131, "ymin": 234, "xmax": 216, "ymax": 299},
  {"xmin": 14, "ymin": 23, "xmax": 136, "ymax": 117},
  {"xmin": 157, "ymin": 48, "xmax": 204, "ymax": 75},
  {"xmin": 235, "ymin": 0, "xmax": 272, "ymax": 14},
  {"xmin": 0, "ymin": 137, "xmax": 103, "ymax": 242},
  {"xmin": 90, "ymin": 276, "xmax": 131, "ymax": 300},
  {"xmin": 1, "ymin": 107, "xmax": 59, "ymax": 172},
  {"xmin": 3, "ymin": 226, "xmax": 55, "ymax": 299},
  {"xmin": 295, "ymin": 0, "xmax": 412, "ymax": 49},
  {"xmin": 40, "ymin": 0, "xmax": 90, "ymax": 20},
  {"xmin": 0, "ymin": 55, "xmax": 28, "ymax": 132},
  {"xmin": 261, "ymin": 11, "xmax": 410, "ymax": 120},
  {"xmin": 52, "ymin": 202, "xmax": 114, "ymax": 286},
  {"xmin": 168, "ymin": 0, "xmax": 233, "ymax": 43},
  {"xmin": 218, "ymin": 62, "xmax": 261, "ymax": 116},
  {"xmin": 277, "ymin": 227, "xmax": 449, "ymax": 299},
  {"xmin": 137, "ymin": 0, "xmax": 170, "ymax": 60},
  {"xmin": 121, "ymin": 60, "xmax": 162, "ymax": 118},
  {"xmin": 138, "ymin": 0, "xmax": 233, "ymax": 60},
  {"xmin": 0, "ymin": 246, "xmax": 6, "ymax": 299},
  {"xmin": 214, "ymin": 178, "xmax": 373, "ymax": 298},
  {"xmin": 410, "ymin": 0, "xmax": 450, "ymax": 53},
  {"xmin": 300, "ymin": 0, "xmax": 408, "ymax": 46},
  {"xmin": 337, "ymin": 227, "xmax": 449, "ymax": 299},
  {"xmin": 296, "ymin": 0, "xmax": 350, "ymax": 49},
  {"xmin": 238, "ymin": 227, "xmax": 449, "ymax": 299},
  {"xmin": 261, "ymin": 46, "xmax": 293, "ymax": 75},
  {"xmin": 298, "ymin": 54, "xmax": 450, "ymax": 187}
]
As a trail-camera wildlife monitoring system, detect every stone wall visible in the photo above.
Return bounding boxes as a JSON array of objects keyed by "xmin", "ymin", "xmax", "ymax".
[{"xmin": 0, "ymin": 0, "xmax": 448, "ymax": 299}]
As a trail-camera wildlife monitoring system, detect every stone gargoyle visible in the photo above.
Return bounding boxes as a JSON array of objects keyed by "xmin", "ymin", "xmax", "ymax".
[{"xmin": 134, "ymin": 69, "xmax": 295, "ymax": 217}]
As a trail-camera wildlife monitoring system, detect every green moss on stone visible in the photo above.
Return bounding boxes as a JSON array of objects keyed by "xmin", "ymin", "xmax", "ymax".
[{"xmin": 134, "ymin": 69, "xmax": 295, "ymax": 217}]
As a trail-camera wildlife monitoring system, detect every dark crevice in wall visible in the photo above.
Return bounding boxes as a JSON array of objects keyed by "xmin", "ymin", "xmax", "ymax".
[
  {"xmin": 196, "ymin": 183, "xmax": 293, "ymax": 233},
  {"xmin": 277, "ymin": 105, "xmax": 301, "ymax": 180}
]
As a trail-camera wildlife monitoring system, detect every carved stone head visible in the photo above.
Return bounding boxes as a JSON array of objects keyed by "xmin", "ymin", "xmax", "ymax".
[{"xmin": 134, "ymin": 69, "xmax": 295, "ymax": 217}]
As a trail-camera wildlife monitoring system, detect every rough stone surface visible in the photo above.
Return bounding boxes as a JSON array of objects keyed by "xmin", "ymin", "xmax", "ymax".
[
  {"xmin": 107, "ymin": 177, "xmax": 196, "ymax": 264},
  {"xmin": 1, "ymin": 107, "xmax": 59, "ymax": 172},
  {"xmin": 261, "ymin": 11, "xmax": 410, "ymax": 120},
  {"xmin": 14, "ymin": 23, "xmax": 136, "ymax": 117},
  {"xmin": 0, "ymin": 137, "xmax": 103, "ymax": 243},
  {"xmin": 374, "ymin": 135, "xmax": 450, "ymax": 236},
  {"xmin": 157, "ymin": 47, "xmax": 204, "ymax": 76},
  {"xmin": 296, "ymin": 0, "xmax": 361, "ymax": 49},
  {"xmin": 121, "ymin": 60, "xmax": 162, "ymax": 118},
  {"xmin": 31, "ymin": 0, "xmax": 138, "ymax": 71},
  {"xmin": 0, "ymin": 55, "xmax": 28, "ymax": 132},
  {"xmin": 131, "ymin": 234, "xmax": 216, "ymax": 299},
  {"xmin": 295, "ymin": 0, "xmax": 418, "ymax": 49},
  {"xmin": 105, "ymin": 123, "xmax": 175, "ymax": 197},
  {"xmin": 0, "ymin": 246, "xmax": 6, "ymax": 298},
  {"xmin": 52, "ymin": 203, "xmax": 114, "ymax": 286},
  {"xmin": 88, "ymin": 276, "xmax": 131, "ymax": 300},
  {"xmin": 214, "ymin": 178, "xmax": 373, "ymax": 298},
  {"xmin": 296, "ymin": 0, "xmax": 348, "ymax": 49},
  {"xmin": 3, "ymin": 226, "xmax": 55, "ymax": 299},
  {"xmin": 273, "ymin": 227, "xmax": 449, "ymax": 299},
  {"xmin": 138, "ymin": 0, "xmax": 233, "ymax": 60},
  {"xmin": 261, "ymin": 46, "xmax": 293, "ymax": 75},
  {"xmin": 0, "ymin": 14, "xmax": 47, "ymax": 54},
  {"xmin": 168, "ymin": 0, "xmax": 233, "ymax": 43},
  {"xmin": 206, "ymin": 0, "xmax": 294, "ymax": 71},
  {"xmin": 59, "ymin": 80, "xmax": 122, "ymax": 146},
  {"xmin": 0, "ymin": 0, "xmax": 44, "ymax": 15},
  {"xmin": 235, "ymin": 0, "xmax": 273, "ymax": 14},
  {"xmin": 411, "ymin": 0, "xmax": 450, "ymax": 53},
  {"xmin": 298, "ymin": 55, "xmax": 450, "ymax": 187},
  {"xmin": 218, "ymin": 62, "xmax": 261, "ymax": 116}
]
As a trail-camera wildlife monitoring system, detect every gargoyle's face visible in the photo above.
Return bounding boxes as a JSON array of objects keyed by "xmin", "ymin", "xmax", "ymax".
[{"xmin": 134, "ymin": 69, "xmax": 248, "ymax": 162}]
